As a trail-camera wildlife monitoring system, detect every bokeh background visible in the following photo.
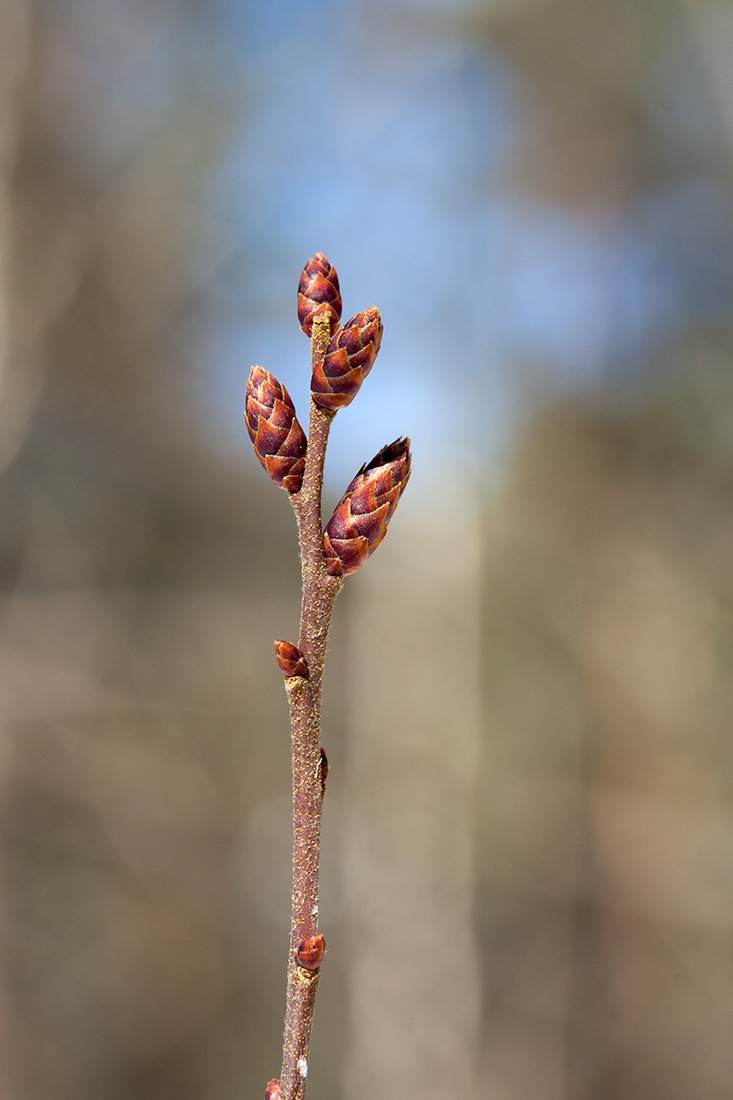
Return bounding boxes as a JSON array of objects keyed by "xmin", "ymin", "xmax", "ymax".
[{"xmin": 1, "ymin": 1, "xmax": 733, "ymax": 1098}]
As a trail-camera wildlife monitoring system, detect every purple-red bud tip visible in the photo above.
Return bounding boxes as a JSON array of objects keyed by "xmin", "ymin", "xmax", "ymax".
[
  {"xmin": 320, "ymin": 747, "xmax": 329, "ymax": 787},
  {"xmin": 298, "ymin": 253, "xmax": 342, "ymax": 337},
  {"xmin": 296, "ymin": 933, "xmax": 326, "ymax": 970},
  {"xmin": 311, "ymin": 306, "xmax": 383, "ymax": 411},
  {"xmin": 265, "ymin": 1080, "xmax": 281, "ymax": 1100},
  {"xmin": 274, "ymin": 639, "xmax": 309, "ymax": 679},
  {"xmin": 245, "ymin": 366, "xmax": 307, "ymax": 493},
  {"xmin": 324, "ymin": 437, "xmax": 412, "ymax": 576}
]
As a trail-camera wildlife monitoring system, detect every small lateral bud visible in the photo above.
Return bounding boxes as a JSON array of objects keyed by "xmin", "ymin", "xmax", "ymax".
[
  {"xmin": 265, "ymin": 1080, "xmax": 281, "ymax": 1100},
  {"xmin": 311, "ymin": 306, "xmax": 383, "ymax": 411},
  {"xmin": 245, "ymin": 366, "xmax": 307, "ymax": 493},
  {"xmin": 324, "ymin": 437, "xmax": 411, "ymax": 576},
  {"xmin": 274, "ymin": 639, "xmax": 309, "ymax": 679},
  {"xmin": 296, "ymin": 933, "xmax": 326, "ymax": 970},
  {"xmin": 320, "ymin": 747, "xmax": 328, "ymax": 789},
  {"xmin": 298, "ymin": 253, "xmax": 342, "ymax": 337}
]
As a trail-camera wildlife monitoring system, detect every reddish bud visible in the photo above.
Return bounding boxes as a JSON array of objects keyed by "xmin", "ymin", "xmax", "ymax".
[
  {"xmin": 320, "ymin": 747, "xmax": 328, "ymax": 789},
  {"xmin": 298, "ymin": 253, "xmax": 342, "ymax": 337},
  {"xmin": 324, "ymin": 438, "xmax": 411, "ymax": 576},
  {"xmin": 274, "ymin": 639, "xmax": 309, "ymax": 679},
  {"xmin": 245, "ymin": 366, "xmax": 307, "ymax": 493},
  {"xmin": 311, "ymin": 307, "xmax": 383, "ymax": 411},
  {"xmin": 296, "ymin": 933, "xmax": 326, "ymax": 970},
  {"xmin": 265, "ymin": 1080, "xmax": 281, "ymax": 1100}
]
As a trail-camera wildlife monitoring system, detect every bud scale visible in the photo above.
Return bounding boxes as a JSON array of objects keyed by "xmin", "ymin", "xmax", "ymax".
[
  {"xmin": 298, "ymin": 253, "xmax": 342, "ymax": 337},
  {"xmin": 245, "ymin": 366, "xmax": 307, "ymax": 493},
  {"xmin": 324, "ymin": 438, "xmax": 411, "ymax": 576},
  {"xmin": 311, "ymin": 307, "xmax": 383, "ymax": 411},
  {"xmin": 296, "ymin": 933, "xmax": 326, "ymax": 970},
  {"xmin": 274, "ymin": 640, "xmax": 309, "ymax": 679}
]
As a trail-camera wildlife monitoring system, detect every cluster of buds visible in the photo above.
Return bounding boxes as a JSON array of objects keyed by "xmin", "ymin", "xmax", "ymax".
[
  {"xmin": 245, "ymin": 254, "xmax": 411, "ymax": 571},
  {"xmin": 251, "ymin": 256, "xmax": 410, "ymax": 1100}
]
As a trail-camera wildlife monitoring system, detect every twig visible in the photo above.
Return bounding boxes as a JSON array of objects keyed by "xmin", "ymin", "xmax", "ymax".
[
  {"xmin": 281, "ymin": 315, "xmax": 340, "ymax": 1097},
  {"xmin": 245, "ymin": 255, "xmax": 411, "ymax": 1100}
]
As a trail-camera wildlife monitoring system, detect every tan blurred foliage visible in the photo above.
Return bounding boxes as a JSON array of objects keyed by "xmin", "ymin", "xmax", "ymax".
[{"xmin": 481, "ymin": 377, "xmax": 733, "ymax": 1099}]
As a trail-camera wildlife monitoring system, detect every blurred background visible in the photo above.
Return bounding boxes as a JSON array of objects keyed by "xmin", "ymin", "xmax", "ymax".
[{"xmin": 1, "ymin": 1, "xmax": 733, "ymax": 1098}]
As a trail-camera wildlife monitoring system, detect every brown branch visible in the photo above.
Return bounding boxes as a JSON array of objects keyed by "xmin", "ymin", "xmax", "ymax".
[
  {"xmin": 279, "ymin": 313, "xmax": 341, "ymax": 1099},
  {"xmin": 254, "ymin": 258, "xmax": 410, "ymax": 1099}
]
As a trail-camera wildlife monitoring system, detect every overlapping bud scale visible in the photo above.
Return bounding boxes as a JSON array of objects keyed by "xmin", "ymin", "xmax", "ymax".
[
  {"xmin": 296, "ymin": 933, "xmax": 326, "ymax": 971},
  {"xmin": 323, "ymin": 438, "xmax": 411, "ymax": 576},
  {"xmin": 274, "ymin": 639, "xmax": 309, "ymax": 679},
  {"xmin": 298, "ymin": 253, "xmax": 342, "ymax": 337},
  {"xmin": 245, "ymin": 366, "xmax": 307, "ymax": 493},
  {"xmin": 311, "ymin": 307, "xmax": 383, "ymax": 411}
]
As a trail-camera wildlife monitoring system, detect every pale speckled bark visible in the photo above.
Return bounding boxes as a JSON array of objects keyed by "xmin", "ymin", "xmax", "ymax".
[{"xmin": 278, "ymin": 311, "xmax": 341, "ymax": 1100}]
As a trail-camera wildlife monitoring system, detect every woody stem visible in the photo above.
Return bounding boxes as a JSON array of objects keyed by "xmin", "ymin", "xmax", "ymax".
[{"xmin": 280, "ymin": 314, "xmax": 341, "ymax": 1100}]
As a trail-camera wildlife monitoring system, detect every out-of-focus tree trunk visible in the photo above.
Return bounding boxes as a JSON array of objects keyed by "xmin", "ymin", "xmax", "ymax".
[
  {"xmin": 0, "ymin": 4, "xmax": 33, "ymax": 1095},
  {"xmin": 0, "ymin": 0, "xmax": 37, "ymax": 472},
  {"xmin": 343, "ymin": 484, "xmax": 482, "ymax": 1100}
]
